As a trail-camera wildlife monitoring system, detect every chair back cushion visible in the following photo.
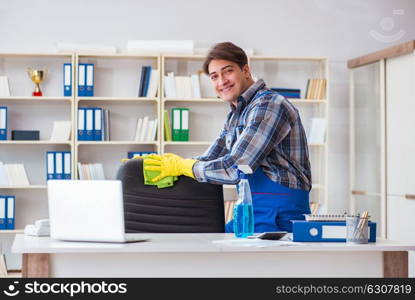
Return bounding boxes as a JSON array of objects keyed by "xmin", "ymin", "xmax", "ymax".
[{"xmin": 116, "ymin": 159, "xmax": 225, "ymax": 233}]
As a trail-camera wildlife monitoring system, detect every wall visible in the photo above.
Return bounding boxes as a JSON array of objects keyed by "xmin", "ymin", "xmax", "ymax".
[{"xmin": 1, "ymin": 0, "xmax": 415, "ymax": 212}]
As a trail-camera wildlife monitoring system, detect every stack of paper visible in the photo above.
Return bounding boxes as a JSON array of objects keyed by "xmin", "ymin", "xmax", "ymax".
[
  {"xmin": 0, "ymin": 76, "xmax": 10, "ymax": 97},
  {"xmin": 50, "ymin": 121, "xmax": 72, "ymax": 141},
  {"xmin": 134, "ymin": 116, "xmax": 158, "ymax": 142},
  {"xmin": 77, "ymin": 163, "xmax": 105, "ymax": 180},
  {"xmin": 0, "ymin": 162, "xmax": 30, "ymax": 186}
]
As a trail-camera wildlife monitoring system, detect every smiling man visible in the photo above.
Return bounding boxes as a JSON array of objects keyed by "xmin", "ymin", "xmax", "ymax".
[{"xmin": 144, "ymin": 42, "xmax": 312, "ymax": 233}]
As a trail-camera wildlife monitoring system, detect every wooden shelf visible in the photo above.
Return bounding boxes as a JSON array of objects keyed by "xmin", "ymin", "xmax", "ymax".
[
  {"xmin": 0, "ymin": 185, "xmax": 47, "ymax": 189},
  {"xmin": 249, "ymin": 55, "xmax": 327, "ymax": 61},
  {"xmin": 163, "ymin": 98, "xmax": 222, "ymax": 103},
  {"xmin": 163, "ymin": 54, "xmax": 206, "ymax": 59},
  {"xmin": 289, "ymin": 99, "xmax": 327, "ymax": 104},
  {"xmin": 0, "ymin": 96, "xmax": 72, "ymax": 102},
  {"xmin": 0, "ymin": 52, "xmax": 72, "ymax": 57},
  {"xmin": 0, "ymin": 141, "xmax": 71, "ymax": 145},
  {"xmin": 77, "ymin": 53, "xmax": 159, "ymax": 59},
  {"xmin": 163, "ymin": 141, "xmax": 212, "ymax": 146},
  {"xmin": 77, "ymin": 141, "xmax": 158, "ymax": 146},
  {"xmin": 77, "ymin": 97, "xmax": 158, "ymax": 102},
  {"xmin": 0, "ymin": 229, "xmax": 24, "ymax": 234}
]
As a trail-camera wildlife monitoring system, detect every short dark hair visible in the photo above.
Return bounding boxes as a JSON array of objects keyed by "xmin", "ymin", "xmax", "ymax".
[{"xmin": 203, "ymin": 42, "xmax": 248, "ymax": 74}]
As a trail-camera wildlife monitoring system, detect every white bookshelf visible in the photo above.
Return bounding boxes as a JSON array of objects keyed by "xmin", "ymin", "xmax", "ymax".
[
  {"xmin": 0, "ymin": 52, "xmax": 330, "ymax": 238},
  {"xmin": 74, "ymin": 53, "xmax": 161, "ymax": 179},
  {"xmin": 249, "ymin": 55, "xmax": 329, "ymax": 212}
]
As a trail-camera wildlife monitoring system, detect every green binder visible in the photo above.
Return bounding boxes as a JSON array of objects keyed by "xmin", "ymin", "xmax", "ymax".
[
  {"xmin": 180, "ymin": 108, "xmax": 189, "ymax": 141},
  {"xmin": 171, "ymin": 108, "xmax": 181, "ymax": 141}
]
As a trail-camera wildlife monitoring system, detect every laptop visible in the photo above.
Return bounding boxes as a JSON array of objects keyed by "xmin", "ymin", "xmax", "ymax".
[{"xmin": 47, "ymin": 180, "xmax": 149, "ymax": 243}]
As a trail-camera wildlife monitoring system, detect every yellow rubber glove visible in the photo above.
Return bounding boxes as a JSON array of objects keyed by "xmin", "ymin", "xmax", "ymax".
[{"xmin": 144, "ymin": 153, "xmax": 197, "ymax": 182}]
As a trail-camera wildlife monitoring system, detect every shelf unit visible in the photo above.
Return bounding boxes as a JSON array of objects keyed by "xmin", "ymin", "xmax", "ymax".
[
  {"xmin": 0, "ymin": 52, "xmax": 330, "ymax": 234},
  {"xmin": 0, "ymin": 53, "xmax": 75, "ymax": 240},
  {"xmin": 74, "ymin": 53, "xmax": 161, "ymax": 180},
  {"xmin": 249, "ymin": 55, "xmax": 329, "ymax": 212}
]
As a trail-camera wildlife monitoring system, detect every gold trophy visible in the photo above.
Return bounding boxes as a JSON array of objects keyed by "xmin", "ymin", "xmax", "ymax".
[{"xmin": 27, "ymin": 68, "xmax": 47, "ymax": 96}]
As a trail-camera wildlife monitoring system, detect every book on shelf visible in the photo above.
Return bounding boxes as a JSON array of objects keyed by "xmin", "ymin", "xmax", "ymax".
[
  {"xmin": 164, "ymin": 72, "xmax": 202, "ymax": 99},
  {"xmin": 138, "ymin": 66, "xmax": 159, "ymax": 98},
  {"xmin": 0, "ymin": 76, "xmax": 11, "ymax": 97},
  {"xmin": 171, "ymin": 108, "xmax": 189, "ymax": 141},
  {"xmin": 46, "ymin": 151, "xmax": 71, "ymax": 180},
  {"xmin": 77, "ymin": 162, "xmax": 105, "ymax": 180},
  {"xmin": 78, "ymin": 107, "xmax": 110, "ymax": 141},
  {"xmin": 0, "ymin": 106, "xmax": 7, "ymax": 140},
  {"xmin": 0, "ymin": 162, "xmax": 30, "ymax": 186},
  {"xmin": 307, "ymin": 118, "xmax": 327, "ymax": 144},
  {"xmin": 50, "ymin": 121, "xmax": 71, "ymax": 141},
  {"xmin": 163, "ymin": 110, "xmax": 172, "ymax": 141},
  {"xmin": 0, "ymin": 195, "xmax": 15, "ymax": 230},
  {"xmin": 305, "ymin": 78, "xmax": 326, "ymax": 99},
  {"xmin": 270, "ymin": 87, "xmax": 301, "ymax": 99},
  {"xmin": 133, "ymin": 116, "xmax": 158, "ymax": 142},
  {"xmin": 63, "ymin": 63, "xmax": 72, "ymax": 97},
  {"xmin": 127, "ymin": 151, "xmax": 157, "ymax": 159}
]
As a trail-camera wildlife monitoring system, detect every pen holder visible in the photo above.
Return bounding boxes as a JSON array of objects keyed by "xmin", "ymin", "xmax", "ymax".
[{"xmin": 346, "ymin": 216, "xmax": 369, "ymax": 244}]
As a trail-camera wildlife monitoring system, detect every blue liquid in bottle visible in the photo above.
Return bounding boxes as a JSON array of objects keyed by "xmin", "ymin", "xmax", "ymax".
[
  {"xmin": 233, "ymin": 171, "xmax": 254, "ymax": 238},
  {"xmin": 233, "ymin": 203, "xmax": 254, "ymax": 238}
]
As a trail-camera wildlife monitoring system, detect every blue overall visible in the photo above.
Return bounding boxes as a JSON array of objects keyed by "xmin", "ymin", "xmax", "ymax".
[
  {"xmin": 225, "ymin": 90, "xmax": 310, "ymax": 233},
  {"xmin": 225, "ymin": 167, "xmax": 310, "ymax": 233}
]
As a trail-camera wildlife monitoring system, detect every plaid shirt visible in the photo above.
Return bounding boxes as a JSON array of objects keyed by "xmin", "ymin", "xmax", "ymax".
[{"xmin": 193, "ymin": 79, "xmax": 312, "ymax": 191}]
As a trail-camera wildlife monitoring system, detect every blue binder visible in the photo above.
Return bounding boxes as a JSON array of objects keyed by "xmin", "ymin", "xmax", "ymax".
[
  {"xmin": 77, "ymin": 108, "xmax": 86, "ymax": 141},
  {"xmin": 78, "ymin": 63, "xmax": 86, "ymax": 96},
  {"xmin": 143, "ymin": 66, "xmax": 152, "ymax": 97},
  {"xmin": 55, "ymin": 152, "xmax": 63, "ymax": 179},
  {"xmin": 63, "ymin": 63, "xmax": 72, "ymax": 97},
  {"xmin": 86, "ymin": 64, "xmax": 94, "ymax": 97},
  {"xmin": 6, "ymin": 195, "xmax": 15, "ymax": 230},
  {"xmin": 292, "ymin": 220, "xmax": 377, "ymax": 243},
  {"xmin": 127, "ymin": 151, "xmax": 157, "ymax": 159},
  {"xmin": 46, "ymin": 151, "xmax": 55, "ymax": 180},
  {"xmin": 0, "ymin": 106, "xmax": 7, "ymax": 140},
  {"xmin": 0, "ymin": 196, "xmax": 6, "ymax": 230},
  {"xmin": 85, "ymin": 108, "xmax": 94, "ymax": 141},
  {"xmin": 63, "ymin": 151, "xmax": 71, "ymax": 179},
  {"xmin": 93, "ymin": 108, "xmax": 102, "ymax": 141}
]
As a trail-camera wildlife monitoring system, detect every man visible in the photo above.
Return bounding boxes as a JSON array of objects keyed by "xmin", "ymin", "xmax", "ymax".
[{"xmin": 144, "ymin": 42, "xmax": 311, "ymax": 233}]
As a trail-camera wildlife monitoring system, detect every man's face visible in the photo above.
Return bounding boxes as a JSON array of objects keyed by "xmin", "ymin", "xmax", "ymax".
[{"xmin": 208, "ymin": 59, "xmax": 251, "ymax": 104}]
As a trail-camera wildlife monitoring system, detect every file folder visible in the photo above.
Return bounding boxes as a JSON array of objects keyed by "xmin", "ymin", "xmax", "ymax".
[
  {"xmin": 171, "ymin": 108, "xmax": 181, "ymax": 141},
  {"xmin": 85, "ymin": 108, "xmax": 94, "ymax": 141},
  {"xmin": 0, "ymin": 196, "xmax": 6, "ymax": 230},
  {"xmin": 55, "ymin": 152, "xmax": 63, "ymax": 179},
  {"xmin": 63, "ymin": 63, "xmax": 72, "ymax": 97},
  {"xmin": 143, "ymin": 66, "xmax": 152, "ymax": 97},
  {"xmin": 78, "ymin": 64, "xmax": 86, "ymax": 96},
  {"xmin": 86, "ymin": 64, "xmax": 94, "ymax": 97},
  {"xmin": 77, "ymin": 108, "xmax": 86, "ymax": 141},
  {"xmin": 6, "ymin": 196, "xmax": 15, "ymax": 230},
  {"xmin": 46, "ymin": 151, "xmax": 55, "ymax": 180},
  {"xmin": 292, "ymin": 220, "xmax": 377, "ymax": 243},
  {"xmin": 180, "ymin": 108, "xmax": 189, "ymax": 141},
  {"xmin": 63, "ymin": 151, "xmax": 71, "ymax": 179},
  {"xmin": 0, "ymin": 106, "xmax": 7, "ymax": 140},
  {"xmin": 93, "ymin": 108, "xmax": 102, "ymax": 141}
]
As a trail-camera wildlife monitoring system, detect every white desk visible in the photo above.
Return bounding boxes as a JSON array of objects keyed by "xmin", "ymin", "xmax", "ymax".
[{"xmin": 12, "ymin": 233, "xmax": 415, "ymax": 278}]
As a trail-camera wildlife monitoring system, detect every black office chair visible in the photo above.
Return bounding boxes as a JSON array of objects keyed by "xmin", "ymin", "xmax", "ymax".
[{"xmin": 115, "ymin": 159, "xmax": 225, "ymax": 233}]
